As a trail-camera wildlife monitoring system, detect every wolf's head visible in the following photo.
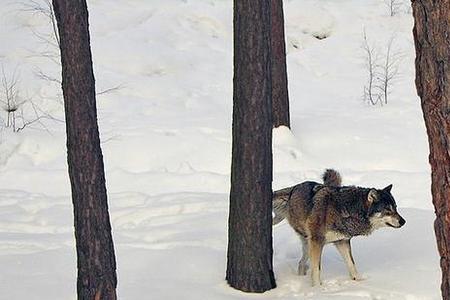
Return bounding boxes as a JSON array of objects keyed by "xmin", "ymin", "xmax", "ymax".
[{"xmin": 367, "ymin": 184, "xmax": 406, "ymax": 231}]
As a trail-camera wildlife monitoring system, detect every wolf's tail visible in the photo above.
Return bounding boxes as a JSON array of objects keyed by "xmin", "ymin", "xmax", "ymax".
[
  {"xmin": 322, "ymin": 169, "xmax": 341, "ymax": 187},
  {"xmin": 272, "ymin": 187, "xmax": 292, "ymax": 225}
]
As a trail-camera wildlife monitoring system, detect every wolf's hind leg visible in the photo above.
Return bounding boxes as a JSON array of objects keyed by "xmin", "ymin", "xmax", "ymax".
[
  {"xmin": 334, "ymin": 239, "xmax": 361, "ymax": 280},
  {"xmin": 298, "ymin": 235, "xmax": 309, "ymax": 275},
  {"xmin": 309, "ymin": 239, "xmax": 324, "ymax": 286}
]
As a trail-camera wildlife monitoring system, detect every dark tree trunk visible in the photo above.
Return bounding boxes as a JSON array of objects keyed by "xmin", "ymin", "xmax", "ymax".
[
  {"xmin": 412, "ymin": 1, "xmax": 450, "ymax": 299},
  {"xmin": 271, "ymin": 0, "xmax": 290, "ymax": 128},
  {"xmin": 52, "ymin": 1, "xmax": 117, "ymax": 299},
  {"xmin": 226, "ymin": 0, "xmax": 276, "ymax": 293}
]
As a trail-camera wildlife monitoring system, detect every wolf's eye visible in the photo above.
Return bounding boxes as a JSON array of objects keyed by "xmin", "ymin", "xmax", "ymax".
[{"xmin": 382, "ymin": 206, "xmax": 395, "ymax": 215}]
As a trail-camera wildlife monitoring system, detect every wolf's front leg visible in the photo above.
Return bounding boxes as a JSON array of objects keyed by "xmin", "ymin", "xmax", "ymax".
[
  {"xmin": 309, "ymin": 239, "xmax": 324, "ymax": 286},
  {"xmin": 334, "ymin": 239, "xmax": 361, "ymax": 280}
]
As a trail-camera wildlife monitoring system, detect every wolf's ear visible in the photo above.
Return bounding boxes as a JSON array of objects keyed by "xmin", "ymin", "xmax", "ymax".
[
  {"xmin": 367, "ymin": 189, "xmax": 378, "ymax": 206},
  {"xmin": 383, "ymin": 184, "xmax": 393, "ymax": 193}
]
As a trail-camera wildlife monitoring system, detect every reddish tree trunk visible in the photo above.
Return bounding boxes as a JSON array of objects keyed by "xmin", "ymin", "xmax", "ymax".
[
  {"xmin": 412, "ymin": 1, "xmax": 450, "ymax": 299},
  {"xmin": 52, "ymin": 1, "xmax": 117, "ymax": 299},
  {"xmin": 271, "ymin": 0, "xmax": 290, "ymax": 128},
  {"xmin": 226, "ymin": 0, "xmax": 276, "ymax": 293}
]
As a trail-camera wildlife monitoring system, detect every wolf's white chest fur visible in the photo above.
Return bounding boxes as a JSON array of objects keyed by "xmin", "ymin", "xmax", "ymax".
[{"xmin": 325, "ymin": 230, "xmax": 349, "ymax": 243}]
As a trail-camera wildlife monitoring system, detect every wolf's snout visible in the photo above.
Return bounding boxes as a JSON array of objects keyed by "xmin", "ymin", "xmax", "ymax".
[{"xmin": 399, "ymin": 216, "xmax": 406, "ymax": 227}]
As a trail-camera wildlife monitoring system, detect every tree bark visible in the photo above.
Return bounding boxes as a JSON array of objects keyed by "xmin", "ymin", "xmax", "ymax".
[
  {"xmin": 226, "ymin": 0, "xmax": 276, "ymax": 293},
  {"xmin": 52, "ymin": 1, "xmax": 117, "ymax": 299},
  {"xmin": 412, "ymin": 1, "xmax": 450, "ymax": 299},
  {"xmin": 271, "ymin": 0, "xmax": 290, "ymax": 128}
]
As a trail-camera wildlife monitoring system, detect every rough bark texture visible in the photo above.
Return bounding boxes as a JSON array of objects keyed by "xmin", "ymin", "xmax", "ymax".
[
  {"xmin": 412, "ymin": 1, "xmax": 450, "ymax": 299},
  {"xmin": 271, "ymin": 0, "xmax": 290, "ymax": 128},
  {"xmin": 52, "ymin": 1, "xmax": 117, "ymax": 299},
  {"xmin": 226, "ymin": 0, "xmax": 276, "ymax": 293}
]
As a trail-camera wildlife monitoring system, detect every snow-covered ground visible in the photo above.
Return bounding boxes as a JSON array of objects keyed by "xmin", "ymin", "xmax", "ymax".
[{"xmin": 0, "ymin": 0, "xmax": 440, "ymax": 299}]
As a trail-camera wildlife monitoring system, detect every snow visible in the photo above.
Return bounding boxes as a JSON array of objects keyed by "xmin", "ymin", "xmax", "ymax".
[{"xmin": 0, "ymin": 0, "xmax": 440, "ymax": 299}]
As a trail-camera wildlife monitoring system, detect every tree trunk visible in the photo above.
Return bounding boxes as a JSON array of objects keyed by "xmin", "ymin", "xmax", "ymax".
[
  {"xmin": 412, "ymin": 1, "xmax": 450, "ymax": 299},
  {"xmin": 226, "ymin": 0, "xmax": 276, "ymax": 293},
  {"xmin": 52, "ymin": 1, "xmax": 117, "ymax": 299},
  {"xmin": 271, "ymin": 0, "xmax": 290, "ymax": 128}
]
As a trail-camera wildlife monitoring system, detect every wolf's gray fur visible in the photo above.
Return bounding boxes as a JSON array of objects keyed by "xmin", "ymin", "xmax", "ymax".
[{"xmin": 272, "ymin": 169, "xmax": 405, "ymax": 286}]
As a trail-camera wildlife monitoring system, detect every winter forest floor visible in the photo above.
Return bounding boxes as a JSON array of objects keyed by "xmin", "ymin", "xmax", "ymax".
[{"xmin": 0, "ymin": 0, "xmax": 441, "ymax": 299}]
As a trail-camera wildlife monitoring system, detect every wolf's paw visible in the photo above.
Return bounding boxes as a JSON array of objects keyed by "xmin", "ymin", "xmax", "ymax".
[
  {"xmin": 350, "ymin": 273, "xmax": 364, "ymax": 281},
  {"xmin": 311, "ymin": 279, "xmax": 322, "ymax": 287}
]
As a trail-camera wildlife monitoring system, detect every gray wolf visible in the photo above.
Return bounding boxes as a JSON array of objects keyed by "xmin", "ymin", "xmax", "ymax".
[{"xmin": 273, "ymin": 169, "xmax": 406, "ymax": 286}]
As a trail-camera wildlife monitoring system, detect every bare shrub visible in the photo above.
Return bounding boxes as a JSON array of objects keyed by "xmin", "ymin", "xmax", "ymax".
[
  {"xmin": 362, "ymin": 32, "xmax": 402, "ymax": 106},
  {"xmin": 384, "ymin": 0, "xmax": 403, "ymax": 17},
  {"xmin": 376, "ymin": 37, "xmax": 402, "ymax": 105},
  {"xmin": 0, "ymin": 66, "xmax": 60, "ymax": 132},
  {"xmin": 1, "ymin": 66, "xmax": 23, "ymax": 130},
  {"xmin": 362, "ymin": 30, "xmax": 381, "ymax": 105}
]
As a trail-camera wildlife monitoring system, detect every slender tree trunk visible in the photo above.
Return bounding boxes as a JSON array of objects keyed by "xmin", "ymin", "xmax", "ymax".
[
  {"xmin": 52, "ymin": 1, "xmax": 117, "ymax": 299},
  {"xmin": 226, "ymin": 0, "xmax": 276, "ymax": 293},
  {"xmin": 271, "ymin": 0, "xmax": 290, "ymax": 128},
  {"xmin": 412, "ymin": 1, "xmax": 450, "ymax": 299}
]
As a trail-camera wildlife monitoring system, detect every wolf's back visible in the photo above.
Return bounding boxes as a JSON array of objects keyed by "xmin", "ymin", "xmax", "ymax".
[{"xmin": 272, "ymin": 169, "xmax": 341, "ymax": 225}]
